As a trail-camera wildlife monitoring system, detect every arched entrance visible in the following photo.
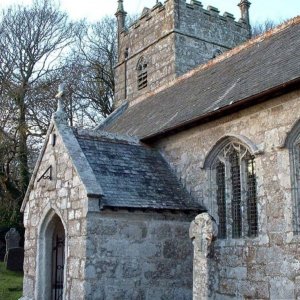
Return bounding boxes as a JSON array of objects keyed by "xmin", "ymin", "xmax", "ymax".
[
  {"xmin": 36, "ymin": 210, "xmax": 66, "ymax": 300},
  {"xmin": 51, "ymin": 220, "xmax": 65, "ymax": 300}
]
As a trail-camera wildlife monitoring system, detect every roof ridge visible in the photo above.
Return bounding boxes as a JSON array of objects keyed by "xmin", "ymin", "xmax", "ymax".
[
  {"xmin": 130, "ymin": 15, "xmax": 300, "ymax": 107},
  {"xmin": 74, "ymin": 128, "xmax": 140, "ymax": 145}
]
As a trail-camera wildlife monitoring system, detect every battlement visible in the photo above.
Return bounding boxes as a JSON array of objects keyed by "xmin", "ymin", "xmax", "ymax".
[
  {"xmin": 114, "ymin": 0, "xmax": 251, "ymax": 106},
  {"xmin": 189, "ymin": 4, "xmax": 245, "ymax": 27},
  {"xmin": 121, "ymin": 1, "xmax": 167, "ymax": 37},
  {"xmin": 120, "ymin": 0, "xmax": 248, "ymax": 38}
]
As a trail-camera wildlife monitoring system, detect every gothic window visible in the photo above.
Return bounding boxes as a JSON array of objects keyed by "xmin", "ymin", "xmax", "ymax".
[
  {"xmin": 284, "ymin": 120, "xmax": 300, "ymax": 234},
  {"xmin": 137, "ymin": 57, "xmax": 148, "ymax": 90},
  {"xmin": 210, "ymin": 141, "xmax": 258, "ymax": 239}
]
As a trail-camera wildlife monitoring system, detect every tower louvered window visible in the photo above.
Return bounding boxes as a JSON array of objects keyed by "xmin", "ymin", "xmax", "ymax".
[
  {"xmin": 137, "ymin": 57, "xmax": 148, "ymax": 90},
  {"xmin": 212, "ymin": 141, "xmax": 258, "ymax": 239}
]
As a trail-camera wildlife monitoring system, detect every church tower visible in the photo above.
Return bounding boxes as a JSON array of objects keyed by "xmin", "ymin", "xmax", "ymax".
[{"xmin": 115, "ymin": 0, "xmax": 251, "ymax": 107}]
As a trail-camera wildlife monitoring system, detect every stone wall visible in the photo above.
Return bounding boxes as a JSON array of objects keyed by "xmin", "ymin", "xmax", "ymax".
[
  {"xmin": 154, "ymin": 90, "xmax": 300, "ymax": 299},
  {"xmin": 84, "ymin": 210, "xmax": 195, "ymax": 300},
  {"xmin": 174, "ymin": 1, "xmax": 249, "ymax": 76},
  {"xmin": 115, "ymin": 0, "xmax": 249, "ymax": 106},
  {"xmin": 21, "ymin": 120, "xmax": 198, "ymax": 300},
  {"xmin": 22, "ymin": 127, "xmax": 88, "ymax": 300},
  {"xmin": 115, "ymin": 1, "xmax": 175, "ymax": 106}
]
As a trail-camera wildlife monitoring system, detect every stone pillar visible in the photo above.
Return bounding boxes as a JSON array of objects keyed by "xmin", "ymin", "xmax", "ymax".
[
  {"xmin": 238, "ymin": 0, "xmax": 251, "ymax": 37},
  {"xmin": 189, "ymin": 213, "xmax": 218, "ymax": 300},
  {"xmin": 115, "ymin": 0, "xmax": 127, "ymax": 61}
]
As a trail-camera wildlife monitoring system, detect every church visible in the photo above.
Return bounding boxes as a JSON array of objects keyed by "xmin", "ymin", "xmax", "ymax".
[{"xmin": 20, "ymin": 0, "xmax": 300, "ymax": 299}]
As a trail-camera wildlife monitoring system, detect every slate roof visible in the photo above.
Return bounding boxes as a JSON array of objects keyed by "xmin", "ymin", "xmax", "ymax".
[
  {"xmin": 74, "ymin": 130, "xmax": 204, "ymax": 212},
  {"xmin": 100, "ymin": 18, "xmax": 300, "ymax": 139}
]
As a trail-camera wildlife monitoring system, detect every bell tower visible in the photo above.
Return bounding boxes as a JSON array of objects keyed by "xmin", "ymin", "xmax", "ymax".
[{"xmin": 114, "ymin": 0, "xmax": 251, "ymax": 107}]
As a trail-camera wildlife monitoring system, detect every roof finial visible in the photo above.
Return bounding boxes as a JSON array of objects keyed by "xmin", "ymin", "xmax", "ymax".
[
  {"xmin": 116, "ymin": 0, "xmax": 127, "ymax": 32},
  {"xmin": 116, "ymin": 0, "xmax": 127, "ymax": 62},
  {"xmin": 55, "ymin": 83, "xmax": 65, "ymax": 112},
  {"xmin": 53, "ymin": 83, "xmax": 68, "ymax": 124},
  {"xmin": 117, "ymin": 0, "xmax": 125, "ymax": 13},
  {"xmin": 238, "ymin": 0, "xmax": 251, "ymax": 37}
]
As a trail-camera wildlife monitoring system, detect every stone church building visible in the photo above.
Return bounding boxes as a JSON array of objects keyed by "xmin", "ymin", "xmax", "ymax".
[{"xmin": 20, "ymin": 0, "xmax": 300, "ymax": 299}]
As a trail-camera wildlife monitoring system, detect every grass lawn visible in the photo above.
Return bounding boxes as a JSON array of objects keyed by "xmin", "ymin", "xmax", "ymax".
[{"xmin": 0, "ymin": 261, "xmax": 23, "ymax": 300}]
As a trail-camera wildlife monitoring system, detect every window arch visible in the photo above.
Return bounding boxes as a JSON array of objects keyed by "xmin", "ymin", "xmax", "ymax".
[
  {"xmin": 284, "ymin": 119, "xmax": 300, "ymax": 234},
  {"xmin": 136, "ymin": 56, "xmax": 148, "ymax": 90},
  {"xmin": 205, "ymin": 138, "xmax": 258, "ymax": 239}
]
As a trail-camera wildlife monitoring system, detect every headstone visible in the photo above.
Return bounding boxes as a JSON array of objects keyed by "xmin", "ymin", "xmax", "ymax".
[
  {"xmin": 6, "ymin": 247, "xmax": 24, "ymax": 272},
  {"xmin": 4, "ymin": 228, "xmax": 21, "ymax": 264},
  {"xmin": 5, "ymin": 228, "xmax": 21, "ymax": 251}
]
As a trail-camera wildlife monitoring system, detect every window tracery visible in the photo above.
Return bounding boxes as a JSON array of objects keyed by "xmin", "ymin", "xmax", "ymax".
[{"xmin": 210, "ymin": 141, "xmax": 258, "ymax": 239}]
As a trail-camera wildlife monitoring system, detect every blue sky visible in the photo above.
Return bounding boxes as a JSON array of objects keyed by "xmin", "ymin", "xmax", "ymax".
[{"xmin": 1, "ymin": 0, "xmax": 300, "ymax": 24}]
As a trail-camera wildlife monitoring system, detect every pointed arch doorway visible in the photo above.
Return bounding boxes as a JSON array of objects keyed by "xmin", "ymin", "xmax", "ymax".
[
  {"xmin": 36, "ymin": 210, "xmax": 66, "ymax": 300},
  {"xmin": 51, "ymin": 220, "xmax": 65, "ymax": 300}
]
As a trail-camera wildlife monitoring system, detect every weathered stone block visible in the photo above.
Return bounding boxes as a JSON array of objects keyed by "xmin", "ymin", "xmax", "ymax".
[
  {"xmin": 122, "ymin": 259, "xmax": 142, "ymax": 278},
  {"xmin": 270, "ymin": 277, "xmax": 294, "ymax": 299},
  {"xmin": 163, "ymin": 239, "xmax": 191, "ymax": 259}
]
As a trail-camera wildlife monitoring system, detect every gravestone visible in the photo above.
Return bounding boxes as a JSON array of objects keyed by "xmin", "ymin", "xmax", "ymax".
[
  {"xmin": 6, "ymin": 247, "xmax": 24, "ymax": 272},
  {"xmin": 4, "ymin": 228, "xmax": 24, "ymax": 272},
  {"xmin": 5, "ymin": 228, "xmax": 21, "ymax": 252}
]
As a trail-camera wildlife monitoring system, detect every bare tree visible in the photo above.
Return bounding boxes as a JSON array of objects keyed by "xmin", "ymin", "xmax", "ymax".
[
  {"xmin": 65, "ymin": 17, "xmax": 117, "ymax": 125},
  {"xmin": 0, "ymin": 4, "xmax": 132, "ymax": 226},
  {"xmin": 251, "ymin": 19, "xmax": 279, "ymax": 37},
  {"xmin": 0, "ymin": 0, "xmax": 75, "ymax": 201}
]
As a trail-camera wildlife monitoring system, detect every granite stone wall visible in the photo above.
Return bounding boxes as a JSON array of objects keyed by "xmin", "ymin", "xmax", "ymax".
[
  {"xmin": 21, "ymin": 123, "xmax": 197, "ymax": 300},
  {"xmin": 115, "ymin": 0, "xmax": 249, "ymax": 107},
  {"xmin": 115, "ymin": 1, "xmax": 176, "ymax": 106},
  {"xmin": 22, "ymin": 127, "xmax": 88, "ymax": 300},
  {"xmin": 174, "ymin": 1, "xmax": 249, "ymax": 76},
  {"xmin": 154, "ymin": 90, "xmax": 300, "ymax": 299},
  {"xmin": 84, "ymin": 210, "xmax": 195, "ymax": 300}
]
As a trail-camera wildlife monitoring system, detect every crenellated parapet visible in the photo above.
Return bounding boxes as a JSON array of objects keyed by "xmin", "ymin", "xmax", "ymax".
[
  {"xmin": 114, "ymin": 0, "xmax": 251, "ymax": 107},
  {"xmin": 120, "ymin": 0, "xmax": 249, "ymax": 40},
  {"xmin": 181, "ymin": 1, "xmax": 248, "ymax": 28}
]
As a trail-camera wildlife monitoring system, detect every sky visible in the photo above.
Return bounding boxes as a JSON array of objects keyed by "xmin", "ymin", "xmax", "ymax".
[{"xmin": 1, "ymin": 0, "xmax": 300, "ymax": 24}]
